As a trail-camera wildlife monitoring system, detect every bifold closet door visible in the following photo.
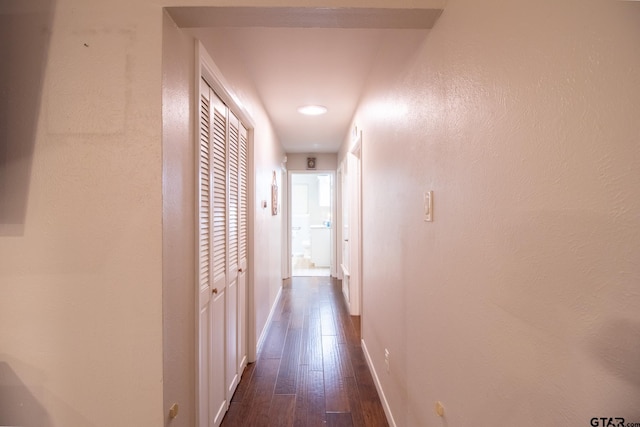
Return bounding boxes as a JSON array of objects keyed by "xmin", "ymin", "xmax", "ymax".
[
  {"xmin": 197, "ymin": 77, "xmax": 212, "ymax": 427},
  {"xmin": 225, "ymin": 110, "xmax": 249, "ymax": 397},
  {"xmin": 197, "ymin": 77, "xmax": 227, "ymax": 427},
  {"xmin": 226, "ymin": 110, "xmax": 240, "ymax": 398},
  {"xmin": 197, "ymin": 76, "xmax": 249, "ymax": 427},
  {"xmin": 210, "ymin": 88, "xmax": 228, "ymax": 427},
  {"xmin": 237, "ymin": 123, "xmax": 248, "ymax": 372}
]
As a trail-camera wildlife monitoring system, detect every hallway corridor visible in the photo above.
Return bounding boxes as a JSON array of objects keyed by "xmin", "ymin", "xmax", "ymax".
[{"xmin": 221, "ymin": 277, "xmax": 388, "ymax": 427}]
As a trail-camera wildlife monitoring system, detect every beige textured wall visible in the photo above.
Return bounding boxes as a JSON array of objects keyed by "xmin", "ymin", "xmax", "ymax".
[
  {"xmin": 343, "ymin": 0, "xmax": 640, "ymax": 425},
  {"xmin": 0, "ymin": 0, "xmax": 165, "ymax": 425}
]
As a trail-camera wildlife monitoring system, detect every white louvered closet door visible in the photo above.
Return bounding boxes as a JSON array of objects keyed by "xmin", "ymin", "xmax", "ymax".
[
  {"xmin": 237, "ymin": 123, "xmax": 248, "ymax": 371},
  {"xmin": 209, "ymin": 89, "xmax": 228, "ymax": 427},
  {"xmin": 197, "ymin": 77, "xmax": 228, "ymax": 427},
  {"xmin": 197, "ymin": 77, "xmax": 250, "ymax": 427},
  {"xmin": 225, "ymin": 111, "xmax": 240, "ymax": 399},
  {"xmin": 197, "ymin": 77, "xmax": 212, "ymax": 427}
]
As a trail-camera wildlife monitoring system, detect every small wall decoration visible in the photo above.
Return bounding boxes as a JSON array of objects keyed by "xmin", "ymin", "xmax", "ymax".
[
  {"xmin": 306, "ymin": 157, "xmax": 316, "ymax": 170},
  {"xmin": 271, "ymin": 171, "xmax": 278, "ymax": 215}
]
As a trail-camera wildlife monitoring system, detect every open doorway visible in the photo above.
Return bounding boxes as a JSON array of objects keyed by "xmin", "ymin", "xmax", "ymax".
[{"xmin": 290, "ymin": 172, "xmax": 333, "ymax": 277}]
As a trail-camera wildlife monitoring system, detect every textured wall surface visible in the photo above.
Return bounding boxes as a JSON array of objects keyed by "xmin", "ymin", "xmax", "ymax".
[
  {"xmin": 342, "ymin": 0, "xmax": 640, "ymax": 425},
  {"xmin": 0, "ymin": 0, "xmax": 165, "ymax": 425}
]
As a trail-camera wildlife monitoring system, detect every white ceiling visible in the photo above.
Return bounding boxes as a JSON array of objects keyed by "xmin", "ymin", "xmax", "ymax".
[
  {"xmin": 188, "ymin": 27, "xmax": 390, "ymax": 153},
  {"xmin": 173, "ymin": 7, "xmax": 441, "ymax": 154}
]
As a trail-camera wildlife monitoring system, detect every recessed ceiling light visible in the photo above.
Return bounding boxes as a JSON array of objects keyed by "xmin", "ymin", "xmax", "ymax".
[{"xmin": 297, "ymin": 105, "xmax": 328, "ymax": 116}]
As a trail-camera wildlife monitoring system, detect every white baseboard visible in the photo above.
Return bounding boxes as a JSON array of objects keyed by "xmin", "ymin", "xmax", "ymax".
[
  {"xmin": 361, "ymin": 338, "xmax": 397, "ymax": 427},
  {"xmin": 256, "ymin": 286, "xmax": 283, "ymax": 354}
]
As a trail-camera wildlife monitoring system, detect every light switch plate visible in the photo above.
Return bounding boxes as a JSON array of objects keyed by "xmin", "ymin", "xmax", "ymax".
[{"xmin": 424, "ymin": 191, "xmax": 433, "ymax": 222}]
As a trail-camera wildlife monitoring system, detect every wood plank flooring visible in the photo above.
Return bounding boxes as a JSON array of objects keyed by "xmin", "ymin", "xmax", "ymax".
[{"xmin": 221, "ymin": 276, "xmax": 389, "ymax": 427}]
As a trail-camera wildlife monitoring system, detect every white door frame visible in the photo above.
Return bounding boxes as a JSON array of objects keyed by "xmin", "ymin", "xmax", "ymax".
[
  {"xmin": 281, "ymin": 167, "xmax": 289, "ymax": 280},
  {"xmin": 287, "ymin": 170, "xmax": 336, "ymax": 278},
  {"xmin": 351, "ymin": 134, "xmax": 362, "ymax": 317},
  {"xmin": 339, "ymin": 131, "xmax": 362, "ymax": 316}
]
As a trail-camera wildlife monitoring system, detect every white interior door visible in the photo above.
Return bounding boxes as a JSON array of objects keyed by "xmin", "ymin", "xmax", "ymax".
[
  {"xmin": 197, "ymin": 77, "xmax": 212, "ymax": 427},
  {"xmin": 210, "ymin": 86, "xmax": 228, "ymax": 427},
  {"xmin": 341, "ymin": 160, "xmax": 351, "ymax": 305},
  {"xmin": 226, "ymin": 111, "xmax": 240, "ymax": 399},
  {"xmin": 348, "ymin": 149, "xmax": 361, "ymax": 316},
  {"xmin": 198, "ymin": 75, "xmax": 250, "ymax": 426},
  {"xmin": 198, "ymin": 78, "xmax": 227, "ymax": 427},
  {"xmin": 237, "ymin": 123, "xmax": 248, "ymax": 372}
]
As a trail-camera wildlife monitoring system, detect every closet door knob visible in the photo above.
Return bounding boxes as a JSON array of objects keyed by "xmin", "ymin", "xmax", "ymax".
[{"xmin": 212, "ymin": 288, "xmax": 218, "ymax": 295}]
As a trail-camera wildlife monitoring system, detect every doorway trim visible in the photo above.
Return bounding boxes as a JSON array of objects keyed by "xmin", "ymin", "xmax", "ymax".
[
  {"xmin": 338, "ymin": 130, "xmax": 362, "ymax": 316},
  {"xmin": 286, "ymin": 170, "xmax": 336, "ymax": 279}
]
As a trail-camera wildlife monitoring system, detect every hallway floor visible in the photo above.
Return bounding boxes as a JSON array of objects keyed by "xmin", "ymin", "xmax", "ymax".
[
  {"xmin": 291, "ymin": 254, "xmax": 330, "ymax": 277},
  {"xmin": 221, "ymin": 276, "xmax": 389, "ymax": 427},
  {"xmin": 292, "ymin": 267, "xmax": 330, "ymax": 277}
]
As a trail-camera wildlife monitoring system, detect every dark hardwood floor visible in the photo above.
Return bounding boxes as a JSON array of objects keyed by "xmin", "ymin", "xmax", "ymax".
[{"xmin": 221, "ymin": 276, "xmax": 389, "ymax": 427}]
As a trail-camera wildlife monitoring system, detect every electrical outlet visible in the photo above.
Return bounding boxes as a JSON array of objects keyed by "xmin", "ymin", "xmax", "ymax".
[
  {"xmin": 169, "ymin": 403, "xmax": 179, "ymax": 419},
  {"xmin": 384, "ymin": 348, "xmax": 390, "ymax": 373}
]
